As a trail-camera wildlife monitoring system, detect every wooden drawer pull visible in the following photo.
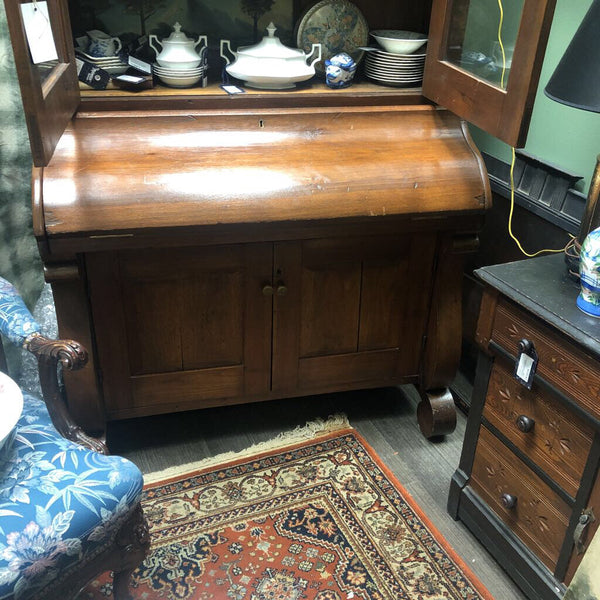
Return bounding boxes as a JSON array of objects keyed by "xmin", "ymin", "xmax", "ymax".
[
  {"xmin": 501, "ymin": 493, "xmax": 518, "ymax": 509},
  {"xmin": 515, "ymin": 414, "xmax": 535, "ymax": 433}
]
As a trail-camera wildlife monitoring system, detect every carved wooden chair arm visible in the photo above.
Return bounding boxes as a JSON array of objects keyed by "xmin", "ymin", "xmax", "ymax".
[{"xmin": 0, "ymin": 277, "xmax": 108, "ymax": 454}]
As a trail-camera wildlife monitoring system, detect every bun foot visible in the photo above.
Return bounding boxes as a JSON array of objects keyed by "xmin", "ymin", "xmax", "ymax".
[{"xmin": 417, "ymin": 388, "xmax": 457, "ymax": 438}]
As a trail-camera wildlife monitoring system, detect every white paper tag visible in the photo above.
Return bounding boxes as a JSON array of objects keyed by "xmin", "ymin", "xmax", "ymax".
[
  {"xmin": 221, "ymin": 84, "xmax": 245, "ymax": 94},
  {"xmin": 516, "ymin": 352, "xmax": 534, "ymax": 383},
  {"xmin": 20, "ymin": 1, "xmax": 59, "ymax": 64}
]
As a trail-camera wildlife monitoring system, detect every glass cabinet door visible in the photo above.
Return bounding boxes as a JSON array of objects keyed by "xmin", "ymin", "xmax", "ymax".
[
  {"xmin": 4, "ymin": 0, "xmax": 79, "ymax": 166},
  {"xmin": 423, "ymin": 0, "xmax": 556, "ymax": 148}
]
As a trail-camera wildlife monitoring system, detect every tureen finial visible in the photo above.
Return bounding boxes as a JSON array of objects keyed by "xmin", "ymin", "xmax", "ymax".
[
  {"xmin": 173, "ymin": 22, "xmax": 182, "ymax": 32},
  {"xmin": 266, "ymin": 22, "xmax": 276, "ymax": 37}
]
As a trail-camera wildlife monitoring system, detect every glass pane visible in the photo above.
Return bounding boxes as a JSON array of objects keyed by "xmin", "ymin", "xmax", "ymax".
[
  {"xmin": 445, "ymin": 0, "xmax": 524, "ymax": 89},
  {"xmin": 36, "ymin": 60, "xmax": 60, "ymax": 85}
]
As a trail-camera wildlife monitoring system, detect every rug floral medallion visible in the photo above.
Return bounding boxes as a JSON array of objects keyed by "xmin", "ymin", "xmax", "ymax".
[{"xmin": 83, "ymin": 429, "xmax": 491, "ymax": 599}]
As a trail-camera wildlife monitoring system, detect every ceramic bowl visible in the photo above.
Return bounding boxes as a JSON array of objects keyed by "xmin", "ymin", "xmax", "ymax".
[
  {"xmin": 0, "ymin": 371, "xmax": 23, "ymax": 451},
  {"xmin": 157, "ymin": 73, "xmax": 202, "ymax": 88},
  {"xmin": 370, "ymin": 30, "xmax": 427, "ymax": 54}
]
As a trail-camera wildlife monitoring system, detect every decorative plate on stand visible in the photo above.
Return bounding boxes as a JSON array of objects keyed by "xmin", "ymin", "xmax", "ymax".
[{"xmin": 295, "ymin": 0, "xmax": 369, "ymax": 75}]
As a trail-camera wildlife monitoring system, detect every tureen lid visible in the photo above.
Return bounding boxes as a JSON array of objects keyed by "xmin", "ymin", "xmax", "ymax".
[
  {"xmin": 237, "ymin": 23, "xmax": 305, "ymax": 59},
  {"xmin": 163, "ymin": 22, "xmax": 194, "ymax": 44}
]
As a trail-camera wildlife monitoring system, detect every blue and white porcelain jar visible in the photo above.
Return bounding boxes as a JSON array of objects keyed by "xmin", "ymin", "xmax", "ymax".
[
  {"xmin": 578, "ymin": 226, "xmax": 600, "ymax": 317},
  {"xmin": 325, "ymin": 52, "xmax": 357, "ymax": 89}
]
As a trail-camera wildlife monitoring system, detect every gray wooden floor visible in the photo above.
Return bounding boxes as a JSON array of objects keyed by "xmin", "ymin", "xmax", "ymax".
[{"xmin": 107, "ymin": 385, "xmax": 526, "ymax": 600}]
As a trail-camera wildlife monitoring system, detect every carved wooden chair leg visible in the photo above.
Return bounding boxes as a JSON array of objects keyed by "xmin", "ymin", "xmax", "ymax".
[
  {"xmin": 111, "ymin": 506, "xmax": 151, "ymax": 600},
  {"xmin": 417, "ymin": 388, "xmax": 457, "ymax": 438}
]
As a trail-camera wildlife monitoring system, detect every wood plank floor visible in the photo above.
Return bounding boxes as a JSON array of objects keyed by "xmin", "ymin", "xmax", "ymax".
[{"xmin": 107, "ymin": 384, "xmax": 526, "ymax": 600}]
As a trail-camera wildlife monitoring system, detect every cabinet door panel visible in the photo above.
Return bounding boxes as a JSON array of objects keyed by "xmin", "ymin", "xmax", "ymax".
[
  {"xmin": 124, "ymin": 280, "xmax": 183, "ymax": 375},
  {"xmin": 181, "ymin": 274, "xmax": 244, "ymax": 370},
  {"xmin": 272, "ymin": 234, "xmax": 436, "ymax": 393},
  {"xmin": 359, "ymin": 261, "xmax": 406, "ymax": 351},
  {"xmin": 423, "ymin": 0, "xmax": 555, "ymax": 147},
  {"xmin": 4, "ymin": 0, "xmax": 79, "ymax": 165},
  {"xmin": 300, "ymin": 264, "xmax": 361, "ymax": 357},
  {"xmin": 87, "ymin": 244, "xmax": 272, "ymax": 419}
]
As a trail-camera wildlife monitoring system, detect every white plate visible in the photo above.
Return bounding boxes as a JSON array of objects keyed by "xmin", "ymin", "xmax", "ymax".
[
  {"xmin": 365, "ymin": 62, "xmax": 424, "ymax": 73},
  {"xmin": 365, "ymin": 57, "xmax": 425, "ymax": 68},
  {"xmin": 153, "ymin": 66, "xmax": 206, "ymax": 76},
  {"xmin": 365, "ymin": 63, "xmax": 424, "ymax": 74},
  {"xmin": 365, "ymin": 66, "xmax": 423, "ymax": 77},
  {"xmin": 365, "ymin": 74, "xmax": 422, "ymax": 87},
  {"xmin": 366, "ymin": 53, "xmax": 425, "ymax": 63},
  {"xmin": 0, "ymin": 371, "xmax": 23, "ymax": 451},
  {"xmin": 365, "ymin": 74, "xmax": 423, "ymax": 84},
  {"xmin": 157, "ymin": 74, "xmax": 203, "ymax": 88},
  {"xmin": 362, "ymin": 47, "xmax": 427, "ymax": 60}
]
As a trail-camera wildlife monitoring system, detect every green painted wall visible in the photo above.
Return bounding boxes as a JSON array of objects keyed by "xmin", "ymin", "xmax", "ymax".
[{"xmin": 470, "ymin": 0, "xmax": 599, "ymax": 194}]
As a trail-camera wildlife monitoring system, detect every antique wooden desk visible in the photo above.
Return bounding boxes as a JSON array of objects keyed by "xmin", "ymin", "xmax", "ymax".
[{"xmin": 449, "ymin": 254, "xmax": 600, "ymax": 599}]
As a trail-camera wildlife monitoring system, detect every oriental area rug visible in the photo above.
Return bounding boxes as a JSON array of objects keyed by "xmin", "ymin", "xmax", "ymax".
[{"xmin": 82, "ymin": 417, "xmax": 492, "ymax": 600}]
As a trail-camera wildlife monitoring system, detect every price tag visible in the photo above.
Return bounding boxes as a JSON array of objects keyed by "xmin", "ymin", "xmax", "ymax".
[
  {"xmin": 20, "ymin": 1, "xmax": 59, "ymax": 65},
  {"xmin": 514, "ymin": 339, "xmax": 538, "ymax": 389},
  {"xmin": 220, "ymin": 85, "xmax": 245, "ymax": 94}
]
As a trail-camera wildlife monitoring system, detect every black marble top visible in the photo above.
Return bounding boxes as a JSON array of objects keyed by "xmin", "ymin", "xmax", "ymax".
[{"xmin": 475, "ymin": 254, "xmax": 600, "ymax": 359}]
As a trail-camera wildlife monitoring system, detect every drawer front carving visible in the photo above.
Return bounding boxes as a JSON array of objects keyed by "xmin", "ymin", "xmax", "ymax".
[
  {"xmin": 491, "ymin": 300, "xmax": 600, "ymax": 422},
  {"xmin": 483, "ymin": 359, "xmax": 594, "ymax": 497},
  {"xmin": 470, "ymin": 427, "xmax": 571, "ymax": 570}
]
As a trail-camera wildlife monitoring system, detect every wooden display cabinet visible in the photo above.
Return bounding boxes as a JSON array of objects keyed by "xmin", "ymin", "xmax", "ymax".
[{"xmin": 5, "ymin": 0, "xmax": 556, "ymax": 433}]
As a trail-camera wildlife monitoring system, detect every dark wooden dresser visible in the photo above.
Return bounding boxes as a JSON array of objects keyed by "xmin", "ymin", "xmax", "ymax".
[{"xmin": 449, "ymin": 254, "xmax": 600, "ymax": 600}]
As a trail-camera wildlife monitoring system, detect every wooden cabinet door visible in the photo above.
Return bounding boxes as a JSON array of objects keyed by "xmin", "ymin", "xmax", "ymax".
[
  {"xmin": 423, "ymin": 0, "xmax": 556, "ymax": 147},
  {"xmin": 86, "ymin": 243, "xmax": 273, "ymax": 420},
  {"xmin": 4, "ymin": 0, "xmax": 79, "ymax": 165},
  {"xmin": 271, "ymin": 234, "xmax": 437, "ymax": 394}
]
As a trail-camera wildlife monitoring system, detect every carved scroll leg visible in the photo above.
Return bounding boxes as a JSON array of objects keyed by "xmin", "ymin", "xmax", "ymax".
[
  {"xmin": 111, "ymin": 505, "xmax": 151, "ymax": 600},
  {"xmin": 417, "ymin": 388, "xmax": 457, "ymax": 438},
  {"xmin": 419, "ymin": 233, "xmax": 479, "ymax": 439}
]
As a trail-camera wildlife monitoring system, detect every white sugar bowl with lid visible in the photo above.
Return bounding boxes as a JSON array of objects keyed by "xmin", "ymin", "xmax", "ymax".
[
  {"xmin": 220, "ymin": 22, "xmax": 321, "ymax": 89},
  {"xmin": 150, "ymin": 22, "xmax": 207, "ymax": 69}
]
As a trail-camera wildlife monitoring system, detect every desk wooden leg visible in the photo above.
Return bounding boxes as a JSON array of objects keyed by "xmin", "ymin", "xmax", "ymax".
[{"xmin": 417, "ymin": 388, "xmax": 457, "ymax": 438}]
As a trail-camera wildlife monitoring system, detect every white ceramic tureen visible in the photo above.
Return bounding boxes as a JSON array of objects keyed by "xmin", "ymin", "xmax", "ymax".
[
  {"xmin": 220, "ymin": 23, "xmax": 321, "ymax": 89},
  {"xmin": 150, "ymin": 22, "xmax": 207, "ymax": 69}
]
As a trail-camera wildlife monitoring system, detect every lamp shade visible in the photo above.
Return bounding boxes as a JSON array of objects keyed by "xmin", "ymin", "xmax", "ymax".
[{"xmin": 544, "ymin": 0, "xmax": 600, "ymax": 112}]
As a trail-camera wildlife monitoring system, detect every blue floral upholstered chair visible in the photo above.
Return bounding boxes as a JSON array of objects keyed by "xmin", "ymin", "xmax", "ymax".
[{"xmin": 0, "ymin": 277, "xmax": 149, "ymax": 599}]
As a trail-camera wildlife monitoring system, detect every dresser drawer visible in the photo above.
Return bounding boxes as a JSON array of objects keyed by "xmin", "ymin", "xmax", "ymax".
[
  {"xmin": 483, "ymin": 358, "xmax": 594, "ymax": 498},
  {"xmin": 470, "ymin": 426, "xmax": 571, "ymax": 571},
  {"xmin": 491, "ymin": 299, "xmax": 600, "ymax": 423}
]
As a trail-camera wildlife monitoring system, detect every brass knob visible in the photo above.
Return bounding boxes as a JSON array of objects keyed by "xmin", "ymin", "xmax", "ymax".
[
  {"xmin": 501, "ymin": 493, "xmax": 517, "ymax": 509},
  {"xmin": 276, "ymin": 284, "xmax": 288, "ymax": 296},
  {"xmin": 516, "ymin": 415, "xmax": 535, "ymax": 433},
  {"xmin": 262, "ymin": 285, "xmax": 274, "ymax": 296}
]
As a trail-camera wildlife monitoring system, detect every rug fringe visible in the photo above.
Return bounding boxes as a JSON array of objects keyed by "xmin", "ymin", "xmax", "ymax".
[{"xmin": 144, "ymin": 413, "xmax": 352, "ymax": 484}]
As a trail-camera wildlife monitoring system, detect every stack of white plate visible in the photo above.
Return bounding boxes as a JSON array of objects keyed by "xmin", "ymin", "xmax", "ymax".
[
  {"xmin": 75, "ymin": 49, "xmax": 129, "ymax": 75},
  {"xmin": 153, "ymin": 63, "xmax": 206, "ymax": 88},
  {"xmin": 364, "ymin": 48, "xmax": 426, "ymax": 87}
]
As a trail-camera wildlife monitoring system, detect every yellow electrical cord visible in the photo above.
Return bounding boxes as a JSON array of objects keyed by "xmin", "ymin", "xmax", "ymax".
[
  {"xmin": 496, "ymin": 0, "xmax": 571, "ymax": 257},
  {"xmin": 507, "ymin": 147, "xmax": 573, "ymax": 257},
  {"xmin": 496, "ymin": 0, "xmax": 507, "ymax": 89}
]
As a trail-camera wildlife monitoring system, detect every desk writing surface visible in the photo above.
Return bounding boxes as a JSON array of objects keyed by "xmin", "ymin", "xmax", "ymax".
[{"xmin": 475, "ymin": 254, "xmax": 600, "ymax": 359}]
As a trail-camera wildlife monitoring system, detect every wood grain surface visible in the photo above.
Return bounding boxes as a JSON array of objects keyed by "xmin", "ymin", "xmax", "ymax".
[{"xmin": 39, "ymin": 106, "xmax": 489, "ymax": 239}]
